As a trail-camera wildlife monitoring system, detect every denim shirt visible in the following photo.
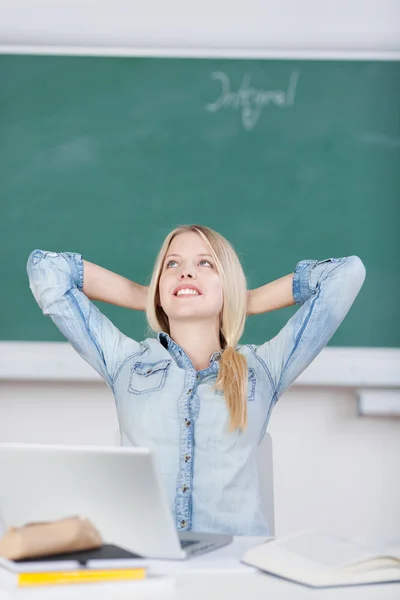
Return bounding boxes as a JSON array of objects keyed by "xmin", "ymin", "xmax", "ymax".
[{"xmin": 27, "ymin": 251, "xmax": 366, "ymax": 536}]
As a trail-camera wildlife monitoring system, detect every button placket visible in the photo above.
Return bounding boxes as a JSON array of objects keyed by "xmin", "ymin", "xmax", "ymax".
[{"xmin": 175, "ymin": 375, "xmax": 196, "ymax": 531}]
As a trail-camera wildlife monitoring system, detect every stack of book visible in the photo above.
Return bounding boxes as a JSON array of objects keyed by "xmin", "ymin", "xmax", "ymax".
[{"xmin": 0, "ymin": 543, "xmax": 154, "ymax": 589}]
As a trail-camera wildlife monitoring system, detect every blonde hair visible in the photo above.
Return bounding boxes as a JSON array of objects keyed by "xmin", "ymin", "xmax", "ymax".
[{"xmin": 146, "ymin": 225, "xmax": 248, "ymax": 431}]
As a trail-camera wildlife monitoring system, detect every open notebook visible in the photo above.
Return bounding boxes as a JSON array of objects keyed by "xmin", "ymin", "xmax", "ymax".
[{"xmin": 242, "ymin": 531, "xmax": 400, "ymax": 588}]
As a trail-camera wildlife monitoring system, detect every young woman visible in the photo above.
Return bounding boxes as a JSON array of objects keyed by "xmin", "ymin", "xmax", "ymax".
[{"xmin": 27, "ymin": 225, "xmax": 366, "ymax": 536}]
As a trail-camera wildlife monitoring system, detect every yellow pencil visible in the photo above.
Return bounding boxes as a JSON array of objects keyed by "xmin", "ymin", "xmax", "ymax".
[{"xmin": 18, "ymin": 567, "xmax": 146, "ymax": 587}]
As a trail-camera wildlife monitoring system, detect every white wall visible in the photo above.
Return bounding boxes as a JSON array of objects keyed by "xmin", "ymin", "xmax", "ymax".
[
  {"xmin": 1, "ymin": 380, "xmax": 399, "ymax": 545},
  {"xmin": 270, "ymin": 388, "xmax": 400, "ymax": 544},
  {"xmin": 0, "ymin": 0, "xmax": 399, "ymax": 545},
  {"xmin": 0, "ymin": 0, "xmax": 399, "ymax": 57}
]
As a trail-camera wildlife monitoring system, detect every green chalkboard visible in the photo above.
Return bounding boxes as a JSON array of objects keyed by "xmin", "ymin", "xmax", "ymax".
[{"xmin": 0, "ymin": 54, "xmax": 399, "ymax": 347}]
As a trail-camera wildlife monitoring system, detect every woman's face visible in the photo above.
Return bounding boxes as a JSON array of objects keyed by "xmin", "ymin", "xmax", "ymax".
[{"xmin": 158, "ymin": 231, "xmax": 224, "ymax": 323}]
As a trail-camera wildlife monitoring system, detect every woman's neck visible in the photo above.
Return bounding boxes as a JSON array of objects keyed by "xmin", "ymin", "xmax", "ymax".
[{"xmin": 168, "ymin": 320, "xmax": 222, "ymax": 371}]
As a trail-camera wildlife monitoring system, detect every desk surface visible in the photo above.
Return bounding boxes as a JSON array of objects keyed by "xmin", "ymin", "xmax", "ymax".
[{"xmin": 1, "ymin": 537, "xmax": 399, "ymax": 600}]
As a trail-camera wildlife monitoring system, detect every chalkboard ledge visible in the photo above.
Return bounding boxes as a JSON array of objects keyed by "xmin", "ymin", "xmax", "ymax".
[{"xmin": 0, "ymin": 343, "xmax": 399, "ymax": 389}]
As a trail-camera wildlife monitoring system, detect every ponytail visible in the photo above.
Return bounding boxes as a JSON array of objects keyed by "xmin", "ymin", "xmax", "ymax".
[{"xmin": 215, "ymin": 345, "xmax": 248, "ymax": 431}]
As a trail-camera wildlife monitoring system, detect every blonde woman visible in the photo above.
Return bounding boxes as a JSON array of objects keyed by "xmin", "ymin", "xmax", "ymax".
[{"xmin": 27, "ymin": 225, "xmax": 366, "ymax": 535}]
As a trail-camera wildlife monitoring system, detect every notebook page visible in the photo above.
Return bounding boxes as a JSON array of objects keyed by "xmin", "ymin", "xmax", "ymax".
[
  {"xmin": 242, "ymin": 533, "xmax": 400, "ymax": 587},
  {"xmin": 275, "ymin": 532, "xmax": 377, "ymax": 570}
]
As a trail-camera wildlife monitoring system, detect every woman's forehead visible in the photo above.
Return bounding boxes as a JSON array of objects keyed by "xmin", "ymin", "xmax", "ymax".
[{"xmin": 167, "ymin": 231, "xmax": 210, "ymax": 255}]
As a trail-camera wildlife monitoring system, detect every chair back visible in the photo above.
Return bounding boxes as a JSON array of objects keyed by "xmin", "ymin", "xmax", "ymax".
[{"xmin": 257, "ymin": 432, "xmax": 275, "ymax": 536}]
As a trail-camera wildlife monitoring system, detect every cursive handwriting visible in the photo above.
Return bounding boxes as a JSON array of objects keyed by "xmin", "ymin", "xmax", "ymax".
[{"xmin": 206, "ymin": 70, "xmax": 299, "ymax": 130}]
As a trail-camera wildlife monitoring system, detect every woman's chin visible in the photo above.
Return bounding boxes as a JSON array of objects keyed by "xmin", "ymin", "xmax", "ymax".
[{"xmin": 166, "ymin": 309, "xmax": 218, "ymax": 322}]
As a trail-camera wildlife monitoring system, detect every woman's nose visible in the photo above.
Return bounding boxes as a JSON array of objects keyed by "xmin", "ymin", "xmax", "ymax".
[{"xmin": 180, "ymin": 271, "xmax": 194, "ymax": 279}]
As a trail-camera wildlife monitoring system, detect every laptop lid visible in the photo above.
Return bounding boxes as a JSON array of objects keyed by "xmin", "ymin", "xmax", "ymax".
[{"xmin": 0, "ymin": 443, "xmax": 186, "ymax": 559}]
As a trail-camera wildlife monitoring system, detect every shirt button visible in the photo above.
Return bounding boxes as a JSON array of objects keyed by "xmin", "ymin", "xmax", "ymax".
[
  {"xmin": 182, "ymin": 484, "xmax": 188, "ymax": 493},
  {"xmin": 184, "ymin": 454, "xmax": 191, "ymax": 462},
  {"xmin": 187, "ymin": 389, "xmax": 192, "ymax": 394},
  {"xmin": 196, "ymin": 374, "xmax": 200, "ymax": 380},
  {"xmin": 185, "ymin": 419, "xmax": 191, "ymax": 427},
  {"xmin": 180, "ymin": 520, "xmax": 187, "ymax": 527}
]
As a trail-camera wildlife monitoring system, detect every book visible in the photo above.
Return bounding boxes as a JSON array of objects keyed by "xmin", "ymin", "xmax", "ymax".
[
  {"xmin": 3, "ymin": 567, "xmax": 146, "ymax": 587},
  {"xmin": 241, "ymin": 531, "xmax": 400, "ymax": 588},
  {"xmin": 0, "ymin": 571, "xmax": 175, "ymax": 598},
  {"xmin": 0, "ymin": 543, "xmax": 148, "ymax": 587}
]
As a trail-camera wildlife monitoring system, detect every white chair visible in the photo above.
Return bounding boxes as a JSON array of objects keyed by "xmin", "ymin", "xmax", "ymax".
[
  {"xmin": 115, "ymin": 429, "xmax": 275, "ymax": 536},
  {"xmin": 257, "ymin": 432, "xmax": 275, "ymax": 536}
]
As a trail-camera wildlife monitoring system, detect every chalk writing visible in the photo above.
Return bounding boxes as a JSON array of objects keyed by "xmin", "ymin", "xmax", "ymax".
[{"xmin": 206, "ymin": 70, "xmax": 299, "ymax": 130}]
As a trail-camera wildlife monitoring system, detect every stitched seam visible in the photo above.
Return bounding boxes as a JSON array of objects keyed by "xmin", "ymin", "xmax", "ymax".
[
  {"xmin": 259, "ymin": 400, "xmax": 275, "ymax": 444},
  {"xmin": 273, "ymin": 288, "xmax": 319, "ymax": 403},
  {"xmin": 128, "ymin": 361, "xmax": 171, "ymax": 395},
  {"xmin": 246, "ymin": 344, "xmax": 275, "ymax": 389},
  {"xmin": 65, "ymin": 289, "xmax": 112, "ymax": 389},
  {"xmin": 260, "ymin": 282, "xmax": 320, "ymax": 436},
  {"xmin": 248, "ymin": 368, "xmax": 256, "ymax": 401},
  {"xmin": 113, "ymin": 342, "xmax": 149, "ymax": 385},
  {"xmin": 133, "ymin": 360, "xmax": 171, "ymax": 373}
]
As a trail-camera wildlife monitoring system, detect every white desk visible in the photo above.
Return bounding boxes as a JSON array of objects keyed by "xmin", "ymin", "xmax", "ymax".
[{"xmin": 1, "ymin": 537, "xmax": 399, "ymax": 600}]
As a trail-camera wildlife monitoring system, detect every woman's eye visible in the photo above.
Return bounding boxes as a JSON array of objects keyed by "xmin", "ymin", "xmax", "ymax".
[{"xmin": 166, "ymin": 259, "xmax": 212, "ymax": 268}]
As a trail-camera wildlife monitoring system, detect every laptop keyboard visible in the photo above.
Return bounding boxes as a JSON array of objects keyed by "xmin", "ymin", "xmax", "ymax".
[{"xmin": 180, "ymin": 539, "xmax": 197, "ymax": 548}]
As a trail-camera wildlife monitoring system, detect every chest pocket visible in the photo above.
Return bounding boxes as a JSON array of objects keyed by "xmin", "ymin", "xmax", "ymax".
[
  {"xmin": 128, "ymin": 359, "xmax": 171, "ymax": 395},
  {"xmin": 247, "ymin": 368, "xmax": 256, "ymax": 401},
  {"xmin": 215, "ymin": 368, "xmax": 256, "ymax": 401}
]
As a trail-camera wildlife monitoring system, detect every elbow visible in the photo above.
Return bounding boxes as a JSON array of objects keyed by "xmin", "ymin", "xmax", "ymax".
[
  {"xmin": 346, "ymin": 255, "xmax": 367, "ymax": 290},
  {"xmin": 26, "ymin": 250, "xmax": 46, "ymax": 308},
  {"xmin": 26, "ymin": 249, "xmax": 46, "ymax": 274},
  {"xmin": 27, "ymin": 249, "xmax": 61, "ymax": 275},
  {"xmin": 323, "ymin": 256, "xmax": 366, "ymax": 323},
  {"xmin": 26, "ymin": 250, "xmax": 56, "ymax": 313},
  {"xmin": 334, "ymin": 256, "xmax": 366, "ymax": 306}
]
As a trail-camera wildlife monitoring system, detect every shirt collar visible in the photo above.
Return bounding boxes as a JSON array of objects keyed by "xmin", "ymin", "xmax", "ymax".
[{"xmin": 157, "ymin": 331, "xmax": 222, "ymax": 367}]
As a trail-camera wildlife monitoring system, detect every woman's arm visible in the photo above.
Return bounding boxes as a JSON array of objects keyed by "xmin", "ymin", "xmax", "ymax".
[
  {"xmin": 82, "ymin": 260, "xmax": 147, "ymax": 310},
  {"xmin": 247, "ymin": 273, "xmax": 295, "ymax": 316},
  {"xmin": 27, "ymin": 250, "xmax": 143, "ymax": 388},
  {"xmin": 250, "ymin": 256, "xmax": 366, "ymax": 406}
]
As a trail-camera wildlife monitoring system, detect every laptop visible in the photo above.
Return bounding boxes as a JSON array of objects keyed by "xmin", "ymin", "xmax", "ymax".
[{"xmin": 0, "ymin": 443, "xmax": 232, "ymax": 560}]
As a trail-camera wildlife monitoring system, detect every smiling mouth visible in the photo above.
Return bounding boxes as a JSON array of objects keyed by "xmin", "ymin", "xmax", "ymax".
[{"xmin": 174, "ymin": 290, "xmax": 201, "ymax": 297}]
